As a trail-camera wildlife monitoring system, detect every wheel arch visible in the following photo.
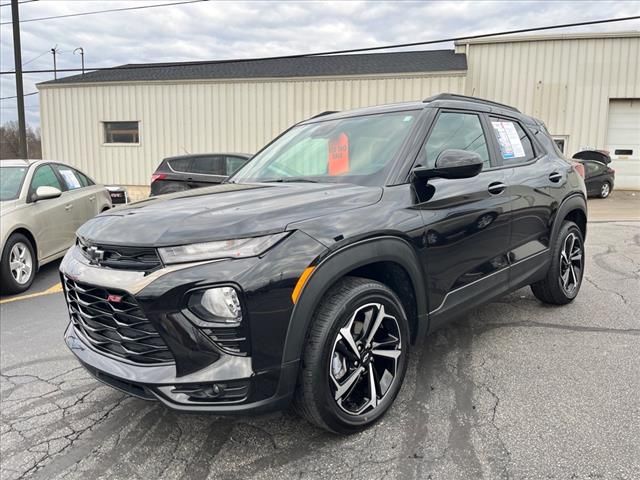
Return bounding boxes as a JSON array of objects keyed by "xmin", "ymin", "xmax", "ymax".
[
  {"xmin": 552, "ymin": 193, "xmax": 587, "ymax": 242},
  {"xmin": 282, "ymin": 236, "xmax": 428, "ymax": 364},
  {"xmin": 3, "ymin": 227, "xmax": 39, "ymax": 269}
]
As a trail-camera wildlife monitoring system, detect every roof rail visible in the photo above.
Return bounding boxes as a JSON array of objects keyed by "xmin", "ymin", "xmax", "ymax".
[
  {"xmin": 423, "ymin": 93, "xmax": 520, "ymax": 113},
  {"xmin": 309, "ymin": 110, "xmax": 339, "ymax": 119}
]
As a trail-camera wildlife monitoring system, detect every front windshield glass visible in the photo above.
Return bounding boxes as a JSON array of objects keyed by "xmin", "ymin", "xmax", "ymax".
[
  {"xmin": 231, "ymin": 110, "xmax": 420, "ymax": 186},
  {"xmin": 0, "ymin": 166, "xmax": 28, "ymax": 201}
]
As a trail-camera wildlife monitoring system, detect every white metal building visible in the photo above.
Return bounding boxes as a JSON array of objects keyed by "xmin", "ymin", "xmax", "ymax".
[{"xmin": 38, "ymin": 32, "xmax": 640, "ymax": 190}]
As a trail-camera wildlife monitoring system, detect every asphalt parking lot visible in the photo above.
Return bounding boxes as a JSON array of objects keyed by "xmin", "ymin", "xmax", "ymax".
[{"xmin": 1, "ymin": 208, "xmax": 639, "ymax": 479}]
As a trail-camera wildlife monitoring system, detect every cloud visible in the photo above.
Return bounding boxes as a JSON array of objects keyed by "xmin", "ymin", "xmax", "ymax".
[{"xmin": 0, "ymin": 0, "xmax": 638, "ymax": 127}]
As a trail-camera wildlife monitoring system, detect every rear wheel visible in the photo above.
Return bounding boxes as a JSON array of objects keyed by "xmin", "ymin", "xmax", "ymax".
[
  {"xmin": 294, "ymin": 277, "xmax": 409, "ymax": 433},
  {"xmin": 599, "ymin": 181, "xmax": 611, "ymax": 198},
  {"xmin": 531, "ymin": 221, "xmax": 584, "ymax": 305},
  {"xmin": 1, "ymin": 233, "xmax": 36, "ymax": 294}
]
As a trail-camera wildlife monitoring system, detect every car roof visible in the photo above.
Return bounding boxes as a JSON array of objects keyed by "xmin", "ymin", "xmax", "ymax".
[
  {"xmin": 0, "ymin": 159, "xmax": 36, "ymax": 167},
  {"xmin": 299, "ymin": 93, "xmax": 541, "ymax": 126}
]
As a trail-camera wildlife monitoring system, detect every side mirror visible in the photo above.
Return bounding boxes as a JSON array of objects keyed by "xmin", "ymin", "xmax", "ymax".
[
  {"xmin": 412, "ymin": 149, "xmax": 484, "ymax": 181},
  {"xmin": 33, "ymin": 185, "xmax": 62, "ymax": 202}
]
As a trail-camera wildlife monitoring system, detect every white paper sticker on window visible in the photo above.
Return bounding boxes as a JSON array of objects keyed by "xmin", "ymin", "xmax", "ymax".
[
  {"xmin": 492, "ymin": 121, "xmax": 525, "ymax": 159},
  {"xmin": 59, "ymin": 169, "xmax": 81, "ymax": 189}
]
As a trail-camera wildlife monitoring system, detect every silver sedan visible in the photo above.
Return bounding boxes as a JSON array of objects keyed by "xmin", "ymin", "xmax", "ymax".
[{"xmin": 1, "ymin": 159, "xmax": 112, "ymax": 294}]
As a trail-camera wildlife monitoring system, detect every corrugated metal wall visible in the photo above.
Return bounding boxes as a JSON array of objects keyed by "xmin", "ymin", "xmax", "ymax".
[
  {"xmin": 40, "ymin": 74, "xmax": 465, "ymax": 185},
  {"xmin": 458, "ymin": 34, "xmax": 640, "ymax": 157}
]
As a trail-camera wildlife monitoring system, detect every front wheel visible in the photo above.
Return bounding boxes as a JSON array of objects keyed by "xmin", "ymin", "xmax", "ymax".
[
  {"xmin": 1, "ymin": 233, "xmax": 36, "ymax": 294},
  {"xmin": 531, "ymin": 221, "xmax": 584, "ymax": 305},
  {"xmin": 294, "ymin": 277, "xmax": 409, "ymax": 433}
]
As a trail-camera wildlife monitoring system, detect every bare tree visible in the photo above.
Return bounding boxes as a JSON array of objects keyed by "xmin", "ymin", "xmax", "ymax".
[{"xmin": 0, "ymin": 121, "xmax": 42, "ymax": 160}]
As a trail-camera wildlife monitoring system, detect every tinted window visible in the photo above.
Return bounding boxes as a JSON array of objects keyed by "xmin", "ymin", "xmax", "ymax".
[
  {"xmin": 191, "ymin": 156, "xmax": 227, "ymax": 175},
  {"xmin": 104, "ymin": 121, "xmax": 139, "ymax": 143},
  {"xmin": 167, "ymin": 158, "xmax": 191, "ymax": 172},
  {"xmin": 31, "ymin": 165, "xmax": 62, "ymax": 191},
  {"xmin": 584, "ymin": 161, "xmax": 602, "ymax": 177},
  {"xmin": 490, "ymin": 117, "xmax": 535, "ymax": 164},
  {"xmin": 73, "ymin": 169, "xmax": 94, "ymax": 187},
  {"xmin": 0, "ymin": 166, "xmax": 28, "ymax": 201},
  {"xmin": 421, "ymin": 112, "xmax": 490, "ymax": 169},
  {"xmin": 56, "ymin": 166, "xmax": 83, "ymax": 190},
  {"xmin": 226, "ymin": 156, "xmax": 248, "ymax": 175}
]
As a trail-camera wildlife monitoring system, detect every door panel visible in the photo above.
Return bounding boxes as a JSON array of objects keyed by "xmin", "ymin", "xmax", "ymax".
[
  {"xmin": 28, "ymin": 164, "xmax": 71, "ymax": 260},
  {"xmin": 413, "ymin": 109, "xmax": 511, "ymax": 328},
  {"xmin": 418, "ymin": 171, "xmax": 511, "ymax": 326},
  {"xmin": 54, "ymin": 165, "xmax": 95, "ymax": 233}
]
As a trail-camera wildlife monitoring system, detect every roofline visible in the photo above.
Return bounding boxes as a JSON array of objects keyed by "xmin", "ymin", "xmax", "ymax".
[
  {"xmin": 455, "ymin": 30, "xmax": 640, "ymax": 46},
  {"xmin": 37, "ymin": 70, "xmax": 467, "ymax": 89}
]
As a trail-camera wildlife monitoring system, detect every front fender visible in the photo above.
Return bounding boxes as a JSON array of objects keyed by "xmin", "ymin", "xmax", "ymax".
[{"xmin": 282, "ymin": 235, "xmax": 428, "ymax": 364}]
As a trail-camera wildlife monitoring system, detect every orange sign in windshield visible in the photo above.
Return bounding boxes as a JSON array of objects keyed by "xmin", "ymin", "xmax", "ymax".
[{"xmin": 328, "ymin": 133, "xmax": 349, "ymax": 175}]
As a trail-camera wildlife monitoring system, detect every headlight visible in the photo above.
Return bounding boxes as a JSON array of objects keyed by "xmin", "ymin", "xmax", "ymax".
[
  {"xmin": 157, "ymin": 232, "xmax": 288, "ymax": 264},
  {"xmin": 188, "ymin": 287, "xmax": 242, "ymax": 325}
]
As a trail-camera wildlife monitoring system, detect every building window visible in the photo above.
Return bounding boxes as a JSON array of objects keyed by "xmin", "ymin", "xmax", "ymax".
[{"xmin": 104, "ymin": 121, "xmax": 139, "ymax": 144}]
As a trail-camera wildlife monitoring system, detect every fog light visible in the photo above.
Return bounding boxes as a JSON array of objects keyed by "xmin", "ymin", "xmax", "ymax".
[{"xmin": 189, "ymin": 287, "xmax": 242, "ymax": 324}]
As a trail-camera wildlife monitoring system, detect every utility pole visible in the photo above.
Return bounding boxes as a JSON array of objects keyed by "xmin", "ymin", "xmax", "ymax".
[
  {"xmin": 51, "ymin": 46, "xmax": 59, "ymax": 79},
  {"xmin": 11, "ymin": 0, "xmax": 27, "ymax": 159},
  {"xmin": 74, "ymin": 47, "xmax": 85, "ymax": 75}
]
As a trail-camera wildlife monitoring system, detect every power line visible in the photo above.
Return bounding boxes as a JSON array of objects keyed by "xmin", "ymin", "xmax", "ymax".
[
  {"xmin": 0, "ymin": 15, "xmax": 638, "ymax": 76},
  {"xmin": 0, "ymin": 91, "xmax": 38, "ymax": 100},
  {"xmin": 0, "ymin": 0, "xmax": 208, "ymax": 25},
  {"xmin": 22, "ymin": 50, "xmax": 48, "ymax": 66},
  {"xmin": 0, "ymin": 0, "xmax": 38, "ymax": 7}
]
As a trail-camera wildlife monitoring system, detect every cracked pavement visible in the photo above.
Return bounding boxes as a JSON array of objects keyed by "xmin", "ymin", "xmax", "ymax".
[{"xmin": 1, "ymin": 221, "xmax": 639, "ymax": 480}]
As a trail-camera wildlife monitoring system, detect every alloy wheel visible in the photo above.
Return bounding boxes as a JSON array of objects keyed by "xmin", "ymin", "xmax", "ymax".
[
  {"xmin": 329, "ymin": 303, "xmax": 402, "ymax": 416},
  {"xmin": 559, "ymin": 232, "xmax": 582, "ymax": 294},
  {"xmin": 601, "ymin": 182, "xmax": 610, "ymax": 198},
  {"xmin": 9, "ymin": 242, "xmax": 33, "ymax": 285}
]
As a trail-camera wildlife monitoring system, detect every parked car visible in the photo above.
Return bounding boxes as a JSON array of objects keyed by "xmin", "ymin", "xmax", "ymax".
[
  {"xmin": 0, "ymin": 159, "xmax": 111, "ymax": 294},
  {"xmin": 105, "ymin": 185, "xmax": 129, "ymax": 205},
  {"xmin": 149, "ymin": 153, "xmax": 251, "ymax": 196},
  {"xmin": 572, "ymin": 151, "xmax": 615, "ymax": 198},
  {"xmin": 60, "ymin": 94, "xmax": 587, "ymax": 433}
]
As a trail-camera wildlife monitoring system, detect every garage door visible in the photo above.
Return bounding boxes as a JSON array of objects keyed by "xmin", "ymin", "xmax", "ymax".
[{"xmin": 606, "ymin": 99, "xmax": 640, "ymax": 190}]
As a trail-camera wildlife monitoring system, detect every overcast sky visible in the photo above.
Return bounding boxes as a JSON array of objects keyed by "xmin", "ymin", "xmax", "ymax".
[{"xmin": 1, "ymin": 0, "xmax": 639, "ymax": 127}]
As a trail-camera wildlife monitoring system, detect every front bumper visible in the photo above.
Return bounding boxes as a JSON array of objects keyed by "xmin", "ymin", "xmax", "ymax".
[{"xmin": 60, "ymin": 231, "xmax": 326, "ymax": 413}]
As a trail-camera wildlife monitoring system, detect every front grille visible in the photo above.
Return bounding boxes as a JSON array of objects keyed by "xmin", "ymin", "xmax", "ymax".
[
  {"xmin": 63, "ymin": 276, "xmax": 173, "ymax": 365},
  {"xmin": 77, "ymin": 238, "xmax": 161, "ymax": 272}
]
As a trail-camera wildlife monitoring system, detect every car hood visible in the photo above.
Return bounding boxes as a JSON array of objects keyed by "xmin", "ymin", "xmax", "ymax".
[{"xmin": 77, "ymin": 182, "xmax": 382, "ymax": 246}]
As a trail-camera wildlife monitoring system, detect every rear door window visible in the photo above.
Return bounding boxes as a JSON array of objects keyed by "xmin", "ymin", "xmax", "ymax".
[
  {"xmin": 55, "ymin": 165, "xmax": 84, "ymax": 190},
  {"xmin": 190, "ymin": 156, "xmax": 226, "ymax": 175},
  {"xmin": 167, "ymin": 158, "xmax": 192, "ymax": 172},
  {"xmin": 489, "ymin": 117, "xmax": 536, "ymax": 165}
]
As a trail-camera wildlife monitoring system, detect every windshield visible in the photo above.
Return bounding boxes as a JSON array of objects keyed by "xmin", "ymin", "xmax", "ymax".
[
  {"xmin": 231, "ymin": 110, "xmax": 420, "ymax": 186},
  {"xmin": 0, "ymin": 166, "xmax": 28, "ymax": 201}
]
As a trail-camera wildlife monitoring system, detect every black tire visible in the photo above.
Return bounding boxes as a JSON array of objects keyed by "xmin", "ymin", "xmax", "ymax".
[
  {"xmin": 599, "ymin": 181, "xmax": 611, "ymax": 199},
  {"xmin": 1, "ymin": 233, "xmax": 36, "ymax": 295},
  {"xmin": 531, "ymin": 221, "xmax": 584, "ymax": 305},
  {"xmin": 293, "ymin": 276, "xmax": 410, "ymax": 433}
]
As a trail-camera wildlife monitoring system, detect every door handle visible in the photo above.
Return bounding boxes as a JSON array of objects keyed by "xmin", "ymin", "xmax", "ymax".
[
  {"xmin": 88, "ymin": 195, "xmax": 95, "ymax": 201},
  {"xmin": 488, "ymin": 182, "xmax": 506, "ymax": 195},
  {"xmin": 549, "ymin": 172, "xmax": 563, "ymax": 183},
  {"xmin": 64, "ymin": 204, "xmax": 73, "ymax": 211}
]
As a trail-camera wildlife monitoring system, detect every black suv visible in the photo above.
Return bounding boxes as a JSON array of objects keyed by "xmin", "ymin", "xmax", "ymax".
[
  {"xmin": 149, "ymin": 153, "xmax": 251, "ymax": 196},
  {"xmin": 61, "ymin": 94, "xmax": 587, "ymax": 433}
]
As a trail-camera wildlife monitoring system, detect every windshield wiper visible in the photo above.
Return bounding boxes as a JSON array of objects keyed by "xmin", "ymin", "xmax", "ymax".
[{"xmin": 263, "ymin": 177, "xmax": 319, "ymax": 183}]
